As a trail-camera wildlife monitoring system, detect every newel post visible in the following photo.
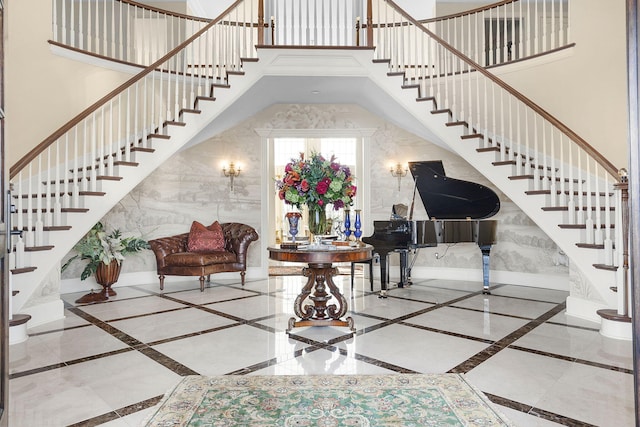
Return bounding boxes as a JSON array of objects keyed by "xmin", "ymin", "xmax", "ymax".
[
  {"xmin": 257, "ymin": 0, "xmax": 265, "ymax": 45},
  {"xmin": 615, "ymin": 173, "xmax": 630, "ymax": 316}
]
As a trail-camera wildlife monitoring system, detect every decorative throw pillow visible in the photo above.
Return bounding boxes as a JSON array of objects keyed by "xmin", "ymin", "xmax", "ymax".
[{"xmin": 187, "ymin": 221, "xmax": 225, "ymax": 252}]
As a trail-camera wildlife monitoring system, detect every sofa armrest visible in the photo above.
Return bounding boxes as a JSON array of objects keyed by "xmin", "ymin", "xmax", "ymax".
[
  {"xmin": 221, "ymin": 223, "xmax": 259, "ymax": 265},
  {"xmin": 149, "ymin": 233, "xmax": 189, "ymax": 270}
]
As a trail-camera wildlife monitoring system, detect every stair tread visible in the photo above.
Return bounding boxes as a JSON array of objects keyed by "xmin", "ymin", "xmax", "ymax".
[
  {"xmin": 11, "ymin": 266, "xmax": 37, "ymax": 274},
  {"xmin": 593, "ymin": 263, "xmax": 618, "ymax": 271},
  {"xmin": 25, "ymin": 245, "xmax": 55, "ymax": 252},
  {"xmin": 526, "ymin": 190, "xmax": 612, "ymax": 196},
  {"xmin": 597, "ymin": 308, "xmax": 630, "ymax": 322},
  {"xmin": 558, "ymin": 224, "xmax": 615, "ymax": 229},
  {"xmin": 9, "ymin": 314, "xmax": 31, "ymax": 327},
  {"xmin": 542, "ymin": 206, "xmax": 615, "ymax": 211}
]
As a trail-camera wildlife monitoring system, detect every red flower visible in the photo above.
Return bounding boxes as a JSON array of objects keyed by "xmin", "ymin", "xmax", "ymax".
[
  {"xmin": 316, "ymin": 177, "xmax": 331, "ymax": 195},
  {"xmin": 300, "ymin": 179, "xmax": 310, "ymax": 192}
]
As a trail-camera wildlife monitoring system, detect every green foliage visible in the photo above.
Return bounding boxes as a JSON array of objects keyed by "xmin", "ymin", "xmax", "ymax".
[{"xmin": 61, "ymin": 222, "xmax": 150, "ymax": 281}]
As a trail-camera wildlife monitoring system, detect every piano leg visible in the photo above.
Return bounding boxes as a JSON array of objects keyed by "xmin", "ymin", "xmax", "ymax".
[
  {"xmin": 480, "ymin": 245, "xmax": 492, "ymax": 294},
  {"xmin": 398, "ymin": 250, "xmax": 409, "ymax": 288},
  {"xmin": 378, "ymin": 252, "xmax": 390, "ymax": 298}
]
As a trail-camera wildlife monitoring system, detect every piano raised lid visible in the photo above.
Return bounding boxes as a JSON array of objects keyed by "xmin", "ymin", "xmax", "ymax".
[{"xmin": 362, "ymin": 160, "xmax": 500, "ymax": 296}]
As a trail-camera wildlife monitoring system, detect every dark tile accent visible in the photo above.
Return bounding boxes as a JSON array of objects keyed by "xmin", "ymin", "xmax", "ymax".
[
  {"xmin": 484, "ymin": 392, "xmax": 600, "ymax": 427},
  {"xmin": 546, "ymin": 320, "xmax": 600, "ymax": 332},
  {"xmin": 67, "ymin": 306, "xmax": 200, "ymax": 376},
  {"xmin": 116, "ymin": 394, "xmax": 164, "ymax": 416},
  {"xmin": 509, "ymin": 345, "xmax": 634, "ymax": 374},
  {"xmin": 400, "ymin": 321, "xmax": 495, "ymax": 345},
  {"xmin": 67, "ymin": 394, "xmax": 164, "ymax": 427},
  {"xmin": 66, "ymin": 411, "xmax": 121, "ymax": 427},
  {"xmin": 9, "ymin": 347, "xmax": 134, "ymax": 379},
  {"xmin": 145, "ymin": 322, "xmax": 243, "ymax": 346},
  {"xmin": 447, "ymin": 302, "xmax": 567, "ymax": 373},
  {"xmin": 137, "ymin": 346, "xmax": 199, "ymax": 376}
]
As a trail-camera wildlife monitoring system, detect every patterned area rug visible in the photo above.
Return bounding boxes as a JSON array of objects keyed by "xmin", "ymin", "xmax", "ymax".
[{"xmin": 143, "ymin": 374, "xmax": 513, "ymax": 426}]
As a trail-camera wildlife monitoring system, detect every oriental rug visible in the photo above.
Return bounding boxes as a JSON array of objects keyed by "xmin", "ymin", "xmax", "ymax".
[{"xmin": 142, "ymin": 374, "xmax": 513, "ymax": 426}]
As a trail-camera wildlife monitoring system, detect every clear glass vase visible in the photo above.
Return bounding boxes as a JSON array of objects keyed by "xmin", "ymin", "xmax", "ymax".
[{"xmin": 307, "ymin": 205, "xmax": 328, "ymax": 236}]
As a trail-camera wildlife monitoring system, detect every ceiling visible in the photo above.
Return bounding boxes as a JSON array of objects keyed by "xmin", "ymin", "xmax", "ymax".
[{"xmin": 184, "ymin": 73, "xmax": 448, "ymax": 152}]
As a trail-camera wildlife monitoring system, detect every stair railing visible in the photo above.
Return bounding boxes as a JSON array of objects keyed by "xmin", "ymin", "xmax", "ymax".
[
  {"xmin": 52, "ymin": 0, "xmax": 212, "ymax": 66},
  {"xmin": 421, "ymin": 0, "xmax": 572, "ymax": 68},
  {"xmin": 373, "ymin": 0, "xmax": 627, "ymax": 314},
  {"xmin": 257, "ymin": 0, "xmax": 366, "ymax": 47},
  {"xmin": 10, "ymin": 0, "xmax": 259, "ymax": 265}
]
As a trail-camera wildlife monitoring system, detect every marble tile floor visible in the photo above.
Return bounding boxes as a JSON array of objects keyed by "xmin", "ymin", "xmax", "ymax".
[{"xmin": 7, "ymin": 275, "xmax": 635, "ymax": 426}]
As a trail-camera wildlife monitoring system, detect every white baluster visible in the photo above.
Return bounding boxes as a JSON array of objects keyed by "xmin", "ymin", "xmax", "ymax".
[
  {"xmin": 35, "ymin": 156, "xmax": 44, "ymax": 247},
  {"xmin": 72, "ymin": 127, "xmax": 80, "ymax": 208},
  {"xmin": 594, "ymin": 164, "xmax": 603, "ymax": 245},
  {"xmin": 44, "ymin": 147, "xmax": 52, "ymax": 227},
  {"xmin": 15, "ymin": 236, "xmax": 25, "ymax": 269},
  {"xmin": 533, "ymin": 115, "xmax": 540, "ymax": 190},
  {"xmin": 558, "ymin": 133, "xmax": 567, "ymax": 206},
  {"xmin": 54, "ymin": 141, "xmax": 62, "ymax": 226},
  {"xmin": 25, "ymin": 164, "xmax": 34, "ymax": 247},
  {"xmin": 584, "ymin": 159, "xmax": 594, "ymax": 244},
  {"xmin": 604, "ymin": 175, "xmax": 613, "ymax": 265},
  {"xmin": 16, "ymin": 172, "xmax": 23, "ymax": 234},
  {"xmin": 107, "ymin": 100, "xmax": 114, "ymax": 176},
  {"xmin": 577, "ymin": 149, "xmax": 585, "ymax": 224},
  {"xmin": 567, "ymin": 141, "xmax": 576, "ymax": 224},
  {"xmin": 549, "ymin": 126, "xmax": 557, "ymax": 206}
]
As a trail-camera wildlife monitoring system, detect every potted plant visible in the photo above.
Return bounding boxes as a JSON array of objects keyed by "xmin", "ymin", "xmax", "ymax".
[{"xmin": 63, "ymin": 222, "xmax": 149, "ymax": 303}]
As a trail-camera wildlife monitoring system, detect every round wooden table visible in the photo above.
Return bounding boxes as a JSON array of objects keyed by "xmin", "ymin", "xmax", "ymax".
[{"xmin": 268, "ymin": 244, "xmax": 373, "ymax": 333}]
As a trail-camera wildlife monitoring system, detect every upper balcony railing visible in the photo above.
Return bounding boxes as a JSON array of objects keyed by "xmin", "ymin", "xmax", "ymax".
[
  {"xmin": 422, "ymin": 0, "xmax": 572, "ymax": 68},
  {"xmin": 52, "ymin": 0, "xmax": 572, "ymax": 68},
  {"xmin": 52, "ymin": 0, "xmax": 212, "ymax": 66}
]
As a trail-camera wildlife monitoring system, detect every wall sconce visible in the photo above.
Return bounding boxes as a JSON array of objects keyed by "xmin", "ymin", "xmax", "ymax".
[
  {"xmin": 222, "ymin": 162, "xmax": 241, "ymax": 192},
  {"xmin": 390, "ymin": 163, "xmax": 408, "ymax": 191}
]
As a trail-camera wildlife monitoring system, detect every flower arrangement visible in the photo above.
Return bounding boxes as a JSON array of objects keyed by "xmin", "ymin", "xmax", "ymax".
[
  {"xmin": 276, "ymin": 152, "xmax": 357, "ymax": 210},
  {"xmin": 62, "ymin": 222, "xmax": 149, "ymax": 281}
]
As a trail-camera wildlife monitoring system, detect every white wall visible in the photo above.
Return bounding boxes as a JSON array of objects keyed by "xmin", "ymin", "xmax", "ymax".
[
  {"xmin": 62, "ymin": 104, "xmax": 569, "ymax": 293},
  {"xmin": 5, "ymin": 0, "xmax": 131, "ymax": 167}
]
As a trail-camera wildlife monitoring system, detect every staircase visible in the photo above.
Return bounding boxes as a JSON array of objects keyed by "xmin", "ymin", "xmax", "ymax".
[{"xmin": 8, "ymin": 0, "xmax": 630, "ymax": 339}]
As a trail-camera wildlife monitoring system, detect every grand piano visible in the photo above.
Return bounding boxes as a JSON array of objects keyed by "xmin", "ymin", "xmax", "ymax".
[{"xmin": 362, "ymin": 160, "xmax": 500, "ymax": 297}]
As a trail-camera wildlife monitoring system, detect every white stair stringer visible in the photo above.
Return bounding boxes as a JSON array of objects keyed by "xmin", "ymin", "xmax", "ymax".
[
  {"xmin": 363, "ymin": 62, "xmax": 617, "ymax": 324},
  {"xmin": 11, "ymin": 63, "xmax": 266, "ymax": 327}
]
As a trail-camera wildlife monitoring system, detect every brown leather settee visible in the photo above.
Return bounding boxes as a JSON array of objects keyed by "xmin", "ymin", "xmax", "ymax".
[{"xmin": 148, "ymin": 222, "xmax": 259, "ymax": 292}]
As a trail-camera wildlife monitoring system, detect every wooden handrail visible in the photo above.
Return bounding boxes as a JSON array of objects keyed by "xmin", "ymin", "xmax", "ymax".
[
  {"xmin": 116, "ymin": 0, "xmax": 211, "ymax": 23},
  {"xmin": 419, "ymin": 0, "xmax": 515, "ymax": 23},
  {"xmin": 385, "ymin": 0, "xmax": 620, "ymax": 180},
  {"xmin": 10, "ymin": 0, "xmax": 245, "ymax": 179}
]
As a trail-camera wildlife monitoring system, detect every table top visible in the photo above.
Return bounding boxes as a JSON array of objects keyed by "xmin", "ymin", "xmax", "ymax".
[{"xmin": 268, "ymin": 244, "xmax": 373, "ymax": 264}]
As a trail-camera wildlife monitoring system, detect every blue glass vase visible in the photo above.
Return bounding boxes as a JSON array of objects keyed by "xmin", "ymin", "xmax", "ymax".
[
  {"xmin": 354, "ymin": 209, "xmax": 362, "ymax": 240},
  {"xmin": 344, "ymin": 209, "xmax": 351, "ymax": 239}
]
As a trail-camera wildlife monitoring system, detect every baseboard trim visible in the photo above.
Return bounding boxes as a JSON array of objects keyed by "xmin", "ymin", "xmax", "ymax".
[
  {"xmin": 387, "ymin": 267, "xmax": 570, "ymax": 291},
  {"xmin": 60, "ymin": 267, "xmax": 265, "ymax": 294},
  {"xmin": 21, "ymin": 299, "xmax": 66, "ymax": 330}
]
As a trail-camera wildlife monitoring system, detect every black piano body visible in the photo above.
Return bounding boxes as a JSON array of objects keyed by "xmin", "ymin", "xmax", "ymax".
[{"xmin": 362, "ymin": 160, "xmax": 500, "ymax": 295}]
